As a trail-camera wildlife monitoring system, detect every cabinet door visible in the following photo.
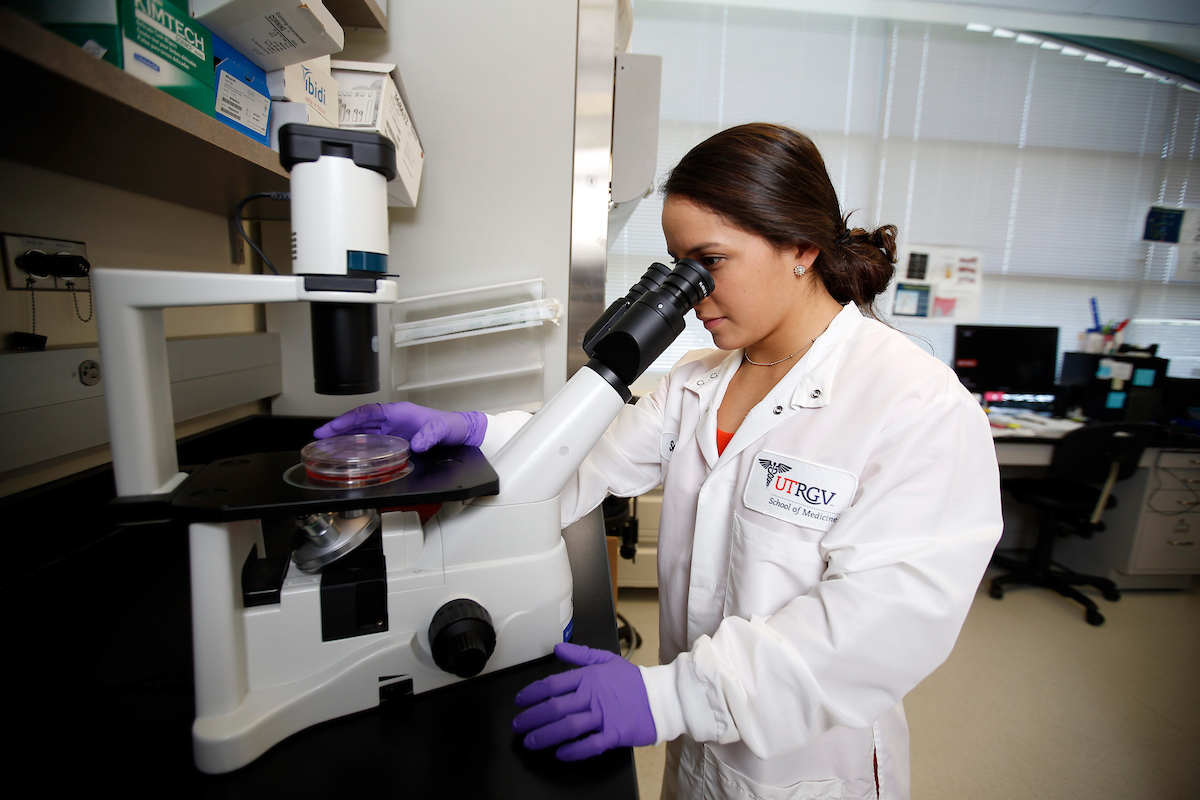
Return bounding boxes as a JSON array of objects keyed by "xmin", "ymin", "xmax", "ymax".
[
  {"xmin": 1158, "ymin": 452, "xmax": 1200, "ymax": 470},
  {"xmin": 1134, "ymin": 510, "xmax": 1200, "ymax": 572}
]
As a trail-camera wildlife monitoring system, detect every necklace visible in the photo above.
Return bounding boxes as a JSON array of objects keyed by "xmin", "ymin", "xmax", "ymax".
[
  {"xmin": 743, "ymin": 316, "xmax": 836, "ymax": 367},
  {"xmin": 743, "ymin": 336, "xmax": 817, "ymax": 366}
]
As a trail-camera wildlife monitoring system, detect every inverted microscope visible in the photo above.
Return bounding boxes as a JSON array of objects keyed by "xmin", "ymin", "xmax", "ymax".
[{"xmin": 92, "ymin": 125, "xmax": 712, "ymax": 774}]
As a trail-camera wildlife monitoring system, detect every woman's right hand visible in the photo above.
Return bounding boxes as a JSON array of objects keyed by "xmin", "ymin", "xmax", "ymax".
[{"xmin": 313, "ymin": 402, "xmax": 487, "ymax": 453}]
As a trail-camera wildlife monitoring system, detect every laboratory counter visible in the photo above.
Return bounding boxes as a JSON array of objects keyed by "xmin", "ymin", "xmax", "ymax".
[
  {"xmin": 1, "ymin": 415, "xmax": 639, "ymax": 798},
  {"xmin": 990, "ymin": 416, "xmax": 1200, "ymax": 466}
]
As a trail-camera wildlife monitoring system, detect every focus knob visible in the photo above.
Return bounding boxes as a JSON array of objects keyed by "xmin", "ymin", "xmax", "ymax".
[{"xmin": 429, "ymin": 599, "xmax": 496, "ymax": 678}]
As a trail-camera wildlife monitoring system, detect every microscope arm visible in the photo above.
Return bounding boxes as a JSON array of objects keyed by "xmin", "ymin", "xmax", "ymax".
[
  {"xmin": 476, "ymin": 258, "xmax": 712, "ymax": 509},
  {"xmin": 477, "ymin": 366, "xmax": 631, "ymax": 507},
  {"xmin": 92, "ymin": 267, "xmax": 398, "ymax": 497}
]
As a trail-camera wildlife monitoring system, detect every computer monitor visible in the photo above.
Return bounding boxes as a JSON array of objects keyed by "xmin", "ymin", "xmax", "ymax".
[{"xmin": 953, "ymin": 325, "xmax": 1059, "ymax": 410}]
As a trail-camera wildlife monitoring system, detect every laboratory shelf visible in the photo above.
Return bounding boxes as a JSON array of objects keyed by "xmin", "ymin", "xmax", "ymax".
[{"xmin": 0, "ymin": 5, "xmax": 291, "ymax": 219}]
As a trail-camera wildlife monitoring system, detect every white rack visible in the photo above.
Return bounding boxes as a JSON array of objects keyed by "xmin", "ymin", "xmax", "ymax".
[
  {"xmin": 390, "ymin": 279, "xmax": 556, "ymax": 413},
  {"xmin": 393, "ymin": 298, "xmax": 560, "ymax": 347}
]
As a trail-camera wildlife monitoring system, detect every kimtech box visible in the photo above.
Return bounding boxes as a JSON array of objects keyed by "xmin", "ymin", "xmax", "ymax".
[
  {"xmin": 23, "ymin": 0, "xmax": 215, "ymax": 116},
  {"xmin": 121, "ymin": 0, "xmax": 215, "ymax": 116},
  {"xmin": 20, "ymin": 0, "xmax": 124, "ymax": 69},
  {"xmin": 330, "ymin": 60, "xmax": 424, "ymax": 207}
]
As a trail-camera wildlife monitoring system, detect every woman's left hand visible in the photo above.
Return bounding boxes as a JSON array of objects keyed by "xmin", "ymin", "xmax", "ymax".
[{"xmin": 513, "ymin": 642, "xmax": 657, "ymax": 761}]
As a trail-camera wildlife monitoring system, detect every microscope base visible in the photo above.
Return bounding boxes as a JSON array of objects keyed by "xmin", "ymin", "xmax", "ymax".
[{"xmin": 189, "ymin": 502, "xmax": 573, "ymax": 774}]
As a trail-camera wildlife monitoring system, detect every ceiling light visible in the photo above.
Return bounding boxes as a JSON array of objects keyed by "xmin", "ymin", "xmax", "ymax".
[
  {"xmin": 1106, "ymin": 59, "xmax": 1127, "ymax": 68},
  {"xmin": 992, "ymin": 28, "xmax": 1016, "ymax": 38},
  {"xmin": 1125, "ymin": 66, "xmax": 1147, "ymax": 75},
  {"xmin": 1084, "ymin": 53, "xmax": 1108, "ymax": 63},
  {"xmin": 1016, "ymin": 34, "xmax": 1042, "ymax": 45},
  {"xmin": 1040, "ymin": 41, "xmax": 1063, "ymax": 50},
  {"xmin": 1061, "ymin": 47, "xmax": 1084, "ymax": 56},
  {"xmin": 966, "ymin": 23, "xmax": 993, "ymax": 33}
]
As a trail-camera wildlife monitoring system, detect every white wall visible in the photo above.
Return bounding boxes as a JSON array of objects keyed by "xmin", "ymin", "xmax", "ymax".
[
  {"xmin": 0, "ymin": 158, "xmax": 264, "ymax": 497},
  {"xmin": 339, "ymin": 0, "xmax": 581, "ymax": 403}
]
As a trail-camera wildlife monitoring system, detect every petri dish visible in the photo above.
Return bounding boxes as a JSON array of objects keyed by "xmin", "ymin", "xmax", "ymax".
[{"xmin": 300, "ymin": 434, "xmax": 413, "ymax": 487}]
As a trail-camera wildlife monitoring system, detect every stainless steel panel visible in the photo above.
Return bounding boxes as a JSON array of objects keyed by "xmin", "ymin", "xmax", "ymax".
[{"xmin": 568, "ymin": 0, "xmax": 617, "ymax": 376}]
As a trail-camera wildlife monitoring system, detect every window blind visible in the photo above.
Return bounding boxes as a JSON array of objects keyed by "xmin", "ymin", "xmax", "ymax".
[{"xmin": 613, "ymin": 2, "xmax": 1200, "ymax": 379}]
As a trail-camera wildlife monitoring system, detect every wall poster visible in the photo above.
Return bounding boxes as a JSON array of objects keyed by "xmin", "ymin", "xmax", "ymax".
[{"xmin": 891, "ymin": 245, "xmax": 982, "ymax": 323}]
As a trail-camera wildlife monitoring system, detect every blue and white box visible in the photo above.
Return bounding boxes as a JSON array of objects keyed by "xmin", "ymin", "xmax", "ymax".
[{"xmin": 213, "ymin": 35, "xmax": 271, "ymax": 146}]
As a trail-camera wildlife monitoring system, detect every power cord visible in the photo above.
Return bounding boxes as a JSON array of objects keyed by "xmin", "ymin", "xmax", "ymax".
[
  {"xmin": 234, "ymin": 192, "xmax": 290, "ymax": 275},
  {"xmin": 617, "ymin": 612, "xmax": 643, "ymax": 660}
]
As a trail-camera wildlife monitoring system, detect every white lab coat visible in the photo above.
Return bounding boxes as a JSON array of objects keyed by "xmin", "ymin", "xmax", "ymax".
[{"xmin": 483, "ymin": 303, "xmax": 1002, "ymax": 800}]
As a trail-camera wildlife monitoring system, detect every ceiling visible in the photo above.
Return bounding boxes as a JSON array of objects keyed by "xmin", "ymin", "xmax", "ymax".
[
  {"xmin": 925, "ymin": 0, "xmax": 1200, "ymax": 59},
  {"xmin": 661, "ymin": 0, "xmax": 1200, "ymax": 61}
]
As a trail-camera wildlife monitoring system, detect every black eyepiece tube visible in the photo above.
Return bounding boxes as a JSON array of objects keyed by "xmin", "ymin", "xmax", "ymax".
[
  {"xmin": 310, "ymin": 302, "xmax": 380, "ymax": 394},
  {"xmin": 587, "ymin": 258, "xmax": 714, "ymax": 387},
  {"xmin": 582, "ymin": 261, "xmax": 673, "ymax": 357}
]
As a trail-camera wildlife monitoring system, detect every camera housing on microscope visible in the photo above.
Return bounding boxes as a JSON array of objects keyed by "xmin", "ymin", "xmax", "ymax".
[{"xmin": 280, "ymin": 125, "xmax": 398, "ymax": 395}]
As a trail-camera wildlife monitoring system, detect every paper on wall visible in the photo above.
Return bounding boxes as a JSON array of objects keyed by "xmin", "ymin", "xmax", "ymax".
[
  {"xmin": 890, "ymin": 245, "xmax": 983, "ymax": 323},
  {"xmin": 1173, "ymin": 244, "xmax": 1200, "ymax": 282}
]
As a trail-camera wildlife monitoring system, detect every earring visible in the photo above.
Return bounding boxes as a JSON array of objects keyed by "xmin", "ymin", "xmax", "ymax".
[{"xmin": 794, "ymin": 265, "xmax": 806, "ymax": 277}]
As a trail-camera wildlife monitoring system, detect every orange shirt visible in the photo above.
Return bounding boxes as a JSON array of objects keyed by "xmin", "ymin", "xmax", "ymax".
[{"xmin": 716, "ymin": 428, "xmax": 734, "ymax": 456}]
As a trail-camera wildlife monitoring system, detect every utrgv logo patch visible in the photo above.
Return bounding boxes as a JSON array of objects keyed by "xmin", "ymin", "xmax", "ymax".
[
  {"xmin": 744, "ymin": 450, "xmax": 857, "ymax": 532},
  {"xmin": 758, "ymin": 459, "xmax": 791, "ymax": 488}
]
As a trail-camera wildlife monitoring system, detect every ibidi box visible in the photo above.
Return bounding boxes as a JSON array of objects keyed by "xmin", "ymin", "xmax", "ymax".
[{"xmin": 331, "ymin": 60, "xmax": 424, "ymax": 208}]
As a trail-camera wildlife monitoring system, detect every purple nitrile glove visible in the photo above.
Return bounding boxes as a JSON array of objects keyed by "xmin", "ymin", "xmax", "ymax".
[
  {"xmin": 512, "ymin": 642, "xmax": 656, "ymax": 761},
  {"xmin": 313, "ymin": 402, "xmax": 487, "ymax": 454}
]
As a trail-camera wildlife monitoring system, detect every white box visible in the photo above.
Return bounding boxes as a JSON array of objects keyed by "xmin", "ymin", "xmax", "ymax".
[
  {"xmin": 269, "ymin": 100, "xmax": 335, "ymax": 151},
  {"xmin": 191, "ymin": 0, "xmax": 344, "ymax": 71},
  {"xmin": 330, "ymin": 60, "xmax": 423, "ymax": 207},
  {"xmin": 265, "ymin": 58, "xmax": 338, "ymax": 126}
]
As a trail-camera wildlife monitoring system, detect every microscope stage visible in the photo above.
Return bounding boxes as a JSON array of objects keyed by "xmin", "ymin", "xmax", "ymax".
[{"xmin": 164, "ymin": 445, "xmax": 499, "ymax": 522}]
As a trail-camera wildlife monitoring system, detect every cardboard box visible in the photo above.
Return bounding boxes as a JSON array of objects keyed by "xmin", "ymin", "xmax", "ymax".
[
  {"xmin": 265, "ymin": 58, "xmax": 338, "ymax": 127},
  {"xmin": 268, "ymin": 100, "xmax": 334, "ymax": 152},
  {"xmin": 213, "ymin": 35, "xmax": 271, "ymax": 146},
  {"xmin": 121, "ymin": 0, "xmax": 215, "ymax": 116},
  {"xmin": 331, "ymin": 60, "xmax": 424, "ymax": 207},
  {"xmin": 191, "ymin": 0, "xmax": 343, "ymax": 71}
]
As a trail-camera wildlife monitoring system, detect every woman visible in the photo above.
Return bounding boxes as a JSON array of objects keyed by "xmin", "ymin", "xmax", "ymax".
[{"xmin": 317, "ymin": 123, "xmax": 1003, "ymax": 800}]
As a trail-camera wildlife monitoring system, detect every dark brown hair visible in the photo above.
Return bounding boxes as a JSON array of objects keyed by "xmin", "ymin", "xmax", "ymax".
[{"xmin": 662, "ymin": 123, "xmax": 897, "ymax": 318}]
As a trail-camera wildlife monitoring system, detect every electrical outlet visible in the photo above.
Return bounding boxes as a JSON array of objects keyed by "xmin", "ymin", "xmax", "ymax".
[{"xmin": 2, "ymin": 233, "xmax": 90, "ymax": 293}]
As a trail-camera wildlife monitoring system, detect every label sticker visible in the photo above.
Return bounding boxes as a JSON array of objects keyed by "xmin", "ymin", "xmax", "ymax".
[
  {"xmin": 216, "ymin": 71, "xmax": 270, "ymax": 135},
  {"xmin": 743, "ymin": 450, "xmax": 857, "ymax": 532},
  {"xmin": 81, "ymin": 39, "xmax": 109, "ymax": 59},
  {"xmin": 1133, "ymin": 368, "xmax": 1156, "ymax": 387},
  {"xmin": 661, "ymin": 432, "xmax": 679, "ymax": 461}
]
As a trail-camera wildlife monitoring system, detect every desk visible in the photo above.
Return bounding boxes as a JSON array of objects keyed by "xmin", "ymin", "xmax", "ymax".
[
  {"xmin": 992, "ymin": 427, "xmax": 1200, "ymax": 589},
  {"xmin": 0, "ymin": 417, "xmax": 638, "ymax": 797}
]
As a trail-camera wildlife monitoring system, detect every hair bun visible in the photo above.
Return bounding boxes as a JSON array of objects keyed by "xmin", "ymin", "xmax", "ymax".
[{"xmin": 840, "ymin": 225, "xmax": 897, "ymax": 262}]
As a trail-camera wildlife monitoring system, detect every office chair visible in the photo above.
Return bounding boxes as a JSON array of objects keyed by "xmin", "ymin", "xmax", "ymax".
[{"xmin": 990, "ymin": 422, "xmax": 1155, "ymax": 626}]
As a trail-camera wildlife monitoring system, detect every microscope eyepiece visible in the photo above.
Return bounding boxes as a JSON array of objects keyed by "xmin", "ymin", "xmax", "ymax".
[
  {"xmin": 585, "ymin": 258, "xmax": 714, "ymax": 391},
  {"xmin": 583, "ymin": 261, "xmax": 674, "ymax": 357},
  {"xmin": 659, "ymin": 258, "xmax": 713, "ymax": 308}
]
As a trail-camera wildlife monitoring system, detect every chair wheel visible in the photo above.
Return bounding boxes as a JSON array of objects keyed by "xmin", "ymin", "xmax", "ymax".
[
  {"xmin": 988, "ymin": 584, "xmax": 1003, "ymax": 600},
  {"xmin": 1102, "ymin": 588, "xmax": 1120, "ymax": 602},
  {"xmin": 1086, "ymin": 608, "xmax": 1105, "ymax": 626}
]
